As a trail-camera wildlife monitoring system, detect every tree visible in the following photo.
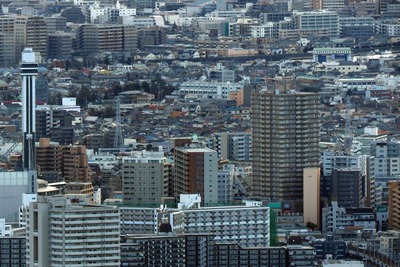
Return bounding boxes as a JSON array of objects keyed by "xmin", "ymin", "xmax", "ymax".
[{"xmin": 306, "ymin": 221, "xmax": 318, "ymax": 231}]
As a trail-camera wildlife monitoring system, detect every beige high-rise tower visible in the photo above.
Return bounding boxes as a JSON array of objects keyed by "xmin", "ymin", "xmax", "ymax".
[
  {"xmin": 388, "ymin": 181, "xmax": 400, "ymax": 230},
  {"xmin": 251, "ymin": 90, "xmax": 320, "ymax": 212}
]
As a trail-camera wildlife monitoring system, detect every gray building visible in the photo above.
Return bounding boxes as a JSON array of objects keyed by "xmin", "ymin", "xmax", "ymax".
[
  {"xmin": 122, "ymin": 150, "xmax": 171, "ymax": 205},
  {"xmin": 251, "ymin": 90, "xmax": 320, "ymax": 212},
  {"xmin": 121, "ymin": 233, "xmax": 213, "ymax": 267},
  {"xmin": 47, "ymin": 33, "xmax": 73, "ymax": 60},
  {"xmin": 212, "ymin": 243, "xmax": 286, "ymax": 266},
  {"xmin": 208, "ymin": 63, "xmax": 235, "ymax": 83},
  {"xmin": 27, "ymin": 196, "xmax": 120, "ymax": 267},
  {"xmin": 0, "ymin": 237, "xmax": 26, "ymax": 267},
  {"xmin": 215, "ymin": 132, "xmax": 252, "ymax": 161}
]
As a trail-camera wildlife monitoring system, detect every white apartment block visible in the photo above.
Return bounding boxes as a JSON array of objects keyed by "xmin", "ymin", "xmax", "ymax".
[
  {"xmin": 322, "ymin": 201, "xmax": 375, "ymax": 234},
  {"xmin": 73, "ymin": 0, "xmax": 113, "ymax": 5},
  {"xmin": 89, "ymin": 1, "xmax": 136, "ymax": 23},
  {"xmin": 120, "ymin": 15, "xmax": 165, "ymax": 27},
  {"xmin": 322, "ymin": 151, "xmax": 362, "ymax": 176},
  {"xmin": 122, "ymin": 150, "xmax": 170, "ymax": 205},
  {"xmin": 207, "ymin": 10, "xmax": 247, "ymax": 18},
  {"xmin": 292, "ymin": 10, "xmax": 339, "ymax": 38},
  {"xmin": 217, "ymin": 166, "xmax": 234, "ymax": 203},
  {"xmin": 118, "ymin": 194, "xmax": 270, "ymax": 247},
  {"xmin": 336, "ymin": 78, "xmax": 376, "ymax": 92},
  {"xmin": 88, "ymin": 153, "xmax": 117, "ymax": 170},
  {"xmin": 178, "ymin": 81, "xmax": 243, "ymax": 99},
  {"xmin": 120, "ymin": 206, "xmax": 160, "ymax": 235},
  {"xmin": 27, "ymin": 196, "xmax": 120, "ymax": 267},
  {"xmin": 251, "ymin": 23, "xmax": 279, "ymax": 38},
  {"xmin": 369, "ymin": 141, "xmax": 400, "ymax": 204},
  {"xmin": 170, "ymin": 197, "xmax": 270, "ymax": 247},
  {"xmin": 376, "ymin": 21, "xmax": 400, "ymax": 37}
]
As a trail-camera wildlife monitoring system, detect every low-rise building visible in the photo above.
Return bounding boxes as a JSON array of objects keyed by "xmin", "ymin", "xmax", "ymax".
[{"xmin": 322, "ymin": 202, "xmax": 375, "ymax": 234}]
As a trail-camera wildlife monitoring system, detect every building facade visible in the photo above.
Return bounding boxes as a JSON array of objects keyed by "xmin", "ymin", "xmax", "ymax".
[
  {"xmin": 215, "ymin": 132, "xmax": 252, "ymax": 161},
  {"xmin": 27, "ymin": 196, "xmax": 120, "ymax": 267},
  {"xmin": 77, "ymin": 24, "xmax": 137, "ymax": 56},
  {"xmin": 122, "ymin": 150, "xmax": 171, "ymax": 205},
  {"xmin": 170, "ymin": 201, "xmax": 271, "ymax": 247},
  {"xmin": 174, "ymin": 147, "xmax": 219, "ymax": 204},
  {"xmin": 388, "ymin": 181, "xmax": 400, "ymax": 230},
  {"xmin": 252, "ymin": 90, "xmax": 320, "ymax": 212}
]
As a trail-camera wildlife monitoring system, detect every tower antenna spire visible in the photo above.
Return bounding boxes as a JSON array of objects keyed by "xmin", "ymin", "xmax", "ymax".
[{"xmin": 114, "ymin": 96, "xmax": 123, "ymax": 149}]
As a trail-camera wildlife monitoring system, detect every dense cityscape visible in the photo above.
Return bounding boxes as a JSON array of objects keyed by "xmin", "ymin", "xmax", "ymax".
[{"xmin": 1, "ymin": 0, "xmax": 400, "ymax": 266}]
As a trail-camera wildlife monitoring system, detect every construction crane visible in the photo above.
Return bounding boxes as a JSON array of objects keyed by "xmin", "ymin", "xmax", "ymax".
[{"xmin": 1, "ymin": 142, "xmax": 19, "ymax": 161}]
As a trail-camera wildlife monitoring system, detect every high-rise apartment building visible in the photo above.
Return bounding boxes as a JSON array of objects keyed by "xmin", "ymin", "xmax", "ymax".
[
  {"xmin": 0, "ymin": 33, "xmax": 15, "ymax": 67},
  {"xmin": 15, "ymin": 16, "xmax": 47, "ymax": 60},
  {"xmin": 119, "ymin": 194, "xmax": 271, "ymax": 248},
  {"xmin": 77, "ymin": 24, "xmax": 137, "ymax": 56},
  {"xmin": 122, "ymin": 150, "xmax": 171, "ymax": 205},
  {"xmin": 215, "ymin": 132, "xmax": 252, "ymax": 161},
  {"xmin": 174, "ymin": 147, "xmax": 219, "ymax": 204},
  {"xmin": 330, "ymin": 169, "xmax": 363, "ymax": 208},
  {"xmin": 0, "ymin": 16, "xmax": 16, "ymax": 66},
  {"xmin": 370, "ymin": 141, "xmax": 400, "ymax": 205},
  {"xmin": 388, "ymin": 181, "xmax": 400, "ymax": 230},
  {"xmin": 47, "ymin": 33, "xmax": 73, "ymax": 60},
  {"xmin": 36, "ymin": 138, "xmax": 63, "ymax": 182},
  {"xmin": 252, "ymin": 90, "xmax": 320, "ymax": 212},
  {"xmin": 27, "ymin": 196, "xmax": 120, "ymax": 267},
  {"xmin": 36, "ymin": 138, "xmax": 90, "ymax": 183},
  {"xmin": 61, "ymin": 145, "xmax": 91, "ymax": 183}
]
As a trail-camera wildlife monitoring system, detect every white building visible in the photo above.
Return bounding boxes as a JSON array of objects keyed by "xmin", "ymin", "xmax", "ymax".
[
  {"xmin": 88, "ymin": 1, "xmax": 136, "ymax": 23},
  {"xmin": 119, "ymin": 194, "xmax": 270, "ymax": 247},
  {"xmin": 217, "ymin": 165, "xmax": 234, "ymax": 203},
  {"xmin": 27, "ymin": 196, "xmax": 120, "ymax": 267},
  {"xmin": 178, "ymin": 81, "xmax": 243, "ymax": 99},
  {"xmin": 170, "ymin": 195, "xmax": 270, "ymax": 247},
  {"xmin": 321, "ymin": 151, "xmax": 363, "ymax": 177},
  {"xmin": 88, "ymin": 153, "xmax": 117, "ymax": 170},
  {"xmin": 336, "ymin": 77, "xmax": 377, "ymax": 92},
  {"xmin": 322, "ymin": 201, "xmax": 375, "ymax": 234},
  {"xmin": 120, "ymin": 15, "xmax": 164, "ymax": 27},
  {"xmin": 376, "ymin": 21, "xmax": 400, "ymax": 36},
  {"xmin": 251, "ymin": 22, "xmax": 279, "ymax": 38},
  {"xmin": 120, "ymin": 206, "xmax": 160, "ymax": 235},
  {"xmin": 292, "ymin": 10, "xmax": 340, "ymax": 38}
]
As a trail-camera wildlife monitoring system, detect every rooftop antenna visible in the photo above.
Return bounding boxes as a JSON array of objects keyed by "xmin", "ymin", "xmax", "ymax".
[{"xmin": 114, "ymin": 96, "xmax": 123, "ymax": 149}]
